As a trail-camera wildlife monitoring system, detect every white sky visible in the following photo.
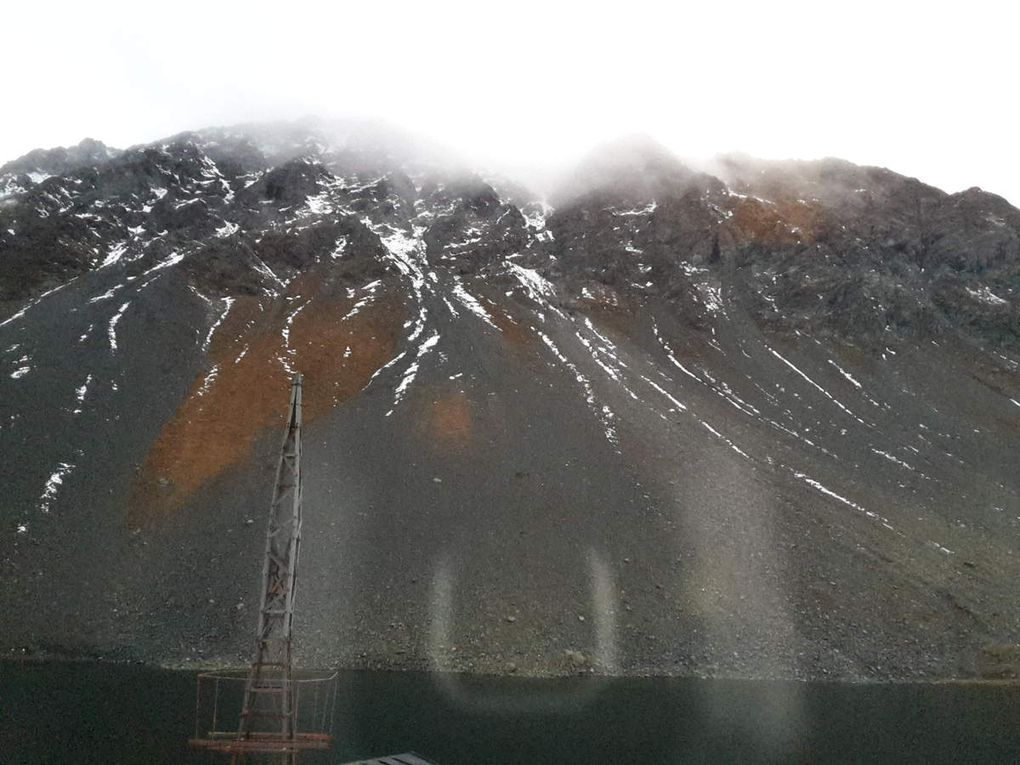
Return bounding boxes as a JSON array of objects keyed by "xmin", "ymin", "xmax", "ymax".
[{"xmin": 5, "ymin": 0, "xmax": 1018, "ymax": 204}]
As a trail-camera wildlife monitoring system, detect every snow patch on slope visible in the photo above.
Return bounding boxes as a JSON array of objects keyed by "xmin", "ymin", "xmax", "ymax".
[
  {"xmin": 387, "ymin": 333, "xmax": 440, "ymax": 416},
  {"xmin": 39, "ymin": 462, "xmax": 75, "ymax": 514},
  {"xmin": 107, "ymin": 302, "xmax": 131, "ymax": 351}
]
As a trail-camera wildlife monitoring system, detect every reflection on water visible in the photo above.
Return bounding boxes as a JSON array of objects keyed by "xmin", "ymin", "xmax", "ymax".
[{"xmin": 2, "ymin": 661, "xmax": 1020, "ymax": 764}]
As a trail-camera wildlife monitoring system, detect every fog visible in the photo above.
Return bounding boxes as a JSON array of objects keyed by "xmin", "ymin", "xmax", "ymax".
[{"xmin": 6, "ymin": 0, "xmax": 1018, "ymax": 204}]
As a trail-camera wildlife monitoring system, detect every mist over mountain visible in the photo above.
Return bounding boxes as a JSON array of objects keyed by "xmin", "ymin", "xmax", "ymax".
[{"xmin": 1, "ymin": 119, "xmax": 1017, "ymax": 681}]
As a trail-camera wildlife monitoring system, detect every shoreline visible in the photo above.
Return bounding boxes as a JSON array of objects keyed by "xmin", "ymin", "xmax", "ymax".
[{"xmin": 4, "ymin": 652, "xmax": 1017, "ymax": 687}]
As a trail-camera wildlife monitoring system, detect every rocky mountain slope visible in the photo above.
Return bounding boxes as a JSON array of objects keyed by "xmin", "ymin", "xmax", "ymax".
[{"xmin": 1, "ymin": 122, "xmax": 1018, "ymax": 680}]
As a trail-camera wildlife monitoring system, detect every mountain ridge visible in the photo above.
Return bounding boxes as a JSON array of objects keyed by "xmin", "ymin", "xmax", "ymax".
[
  {"xmin": 2, "ymin": 125, "xmax": 1016, "ymax": 351},
  {"xmin": 0, "ymin": 120, "xmax": 1017, "ymax": 681}
]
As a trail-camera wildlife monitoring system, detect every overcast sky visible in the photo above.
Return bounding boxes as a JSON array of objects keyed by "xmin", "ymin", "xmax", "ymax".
[{"xmin": 5, "ymin": 0, "xmax": 1018, "ymax": 203}]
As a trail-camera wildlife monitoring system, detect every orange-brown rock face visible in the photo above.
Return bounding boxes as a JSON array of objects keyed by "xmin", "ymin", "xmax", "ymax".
[
  {"xmin": 132, "ymin": 275, "xmax": 403, "ymax": 523},
  {"xmin": 727, "ymin": 196, "xmax": 825, "ymax": 247}
]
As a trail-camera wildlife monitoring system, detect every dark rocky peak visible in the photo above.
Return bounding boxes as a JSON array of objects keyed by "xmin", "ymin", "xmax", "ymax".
[
  {"xmin": 553, "ymin": 134, "xmax": 721, "ymax": 207},
  {"xmin": 447, "ymin": 177, "xmax": 503, "ymax": 217},
  {"xmin": 207, "ymin": 140, "xmax": 266, "ymax": 178},
  {"xmin": 75, "ymin": 137, "xmax": 115, "ymax": 161},
  {"xmin": 422, "ymin": 210, "xmax": 529, "ymax": 273},
  {"xmin": 0, "ymin": 137, "xmax": 119, "ymax": 180},
  {"xmin": 946, "ymin": 187, "xmax": 1020, "ymax": 225},
  {"xmin": 150, "ymin": 139, "xmax": 216, "ymax": 178},
  {"xmin": 186, "ymin": 129, "xmax": 268, "ymax": 172},
  {"xmin": 82, "ymin": 146, "xmax": 190, "ymax": 201},
  {"xmin": 192, "ymin": 118, "xmax": 444, "ymax": 178},
  {"xmin": 198, "ymin": 121, "xmax": 328, "ymax": 167},
  {"xmin": 256, "ymin": 217, "xmax": 388, "ymax": 277},
  {"xmin": 418, "ymin": 175, "xmax": 504, "ymax": 218},
  {"xmin": 923, "ymin": 201, "xmax": 1020, "ymax": 275},
  {"xmin": 0, "ymin": 188, "xmax": 103, "ymax": 303},
  {"xmin": 246, "ymin": 159, "xmax": 332, "ymax": 208},
  {"xmin": 150, "ymin": 132, "xmax": 259, "ymax": 180},
  {"xmin": 86, "ymin": 140, "xmax": 217, "ymax": 201},
  {"xmin": 325, "ymin": 172, "xmax": 415, "ymax": 229},
  {"xmin": 458, "ymin": 180, "xmax": 502, "ymax": 216},
  {"xmin": 346, "ymin": 172, "xmax": 417, "ymax": 211},
  {"xmin": 712, "ymin": 154, "xmax": 950, "ymax": 221},
  {"xmin": 712, "ymin": 154, "xmax": 1020, "ymax": 273},
  {"xmin": 481, "ymin": 174, "xmax": 544, "ymax": 213},
  {"xmin": 68, "ymin": 140, "xmax": 238, "ymax": 215},
  {"xmin": 143, "ymin": 195, "xmax": 222, "ymax": 241},
  {"xmin": 179, "ymin": 236, "xmax": 274, "ymax": 297},
  {"xmin": 414, "ymin": 176, "xmax": 532, "ymax": 273},
  {"xmin": 182, "ymin": 212, "xmax": 390, "ymax": 299},
  {"xmin": 547, "ymin": 190, "xmax": 719, "ymax": 301},
  {"xmin": 380, "ymin": 170, "xmax": 418, "ymax": 207}
]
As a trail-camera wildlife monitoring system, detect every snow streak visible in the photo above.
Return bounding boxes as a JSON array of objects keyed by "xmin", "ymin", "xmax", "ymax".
[
  {"xmin": 452, "ymin": 277, "xmax": 499, "ymax": 330},
  {"xmin": 202, "ymin": 297, "xmax": 235, "ymax": 352},
  {"xmin": 39, "ymin": 462, "xmax": 75, "ymax": 514},
  {"xmin": 538, "ymin": 330, "xmax": 618, "ymax": 447},
  {"xmin": 387, "ymin": 333, "xmax": 440, "ymax": 416},
  {"xmin": 791, "ymin": 469, "xmax": 894, "ymax": 530},
  {"xmin": 108, "ymin": 302, "xmax": 131, "ymax": 351},
  {"xmin": 827, "ymin": 359, "xmax": 862, "ymax": 389},
  {"xmin": 769, "ymin": 347, "xmax": 869, "ymax": 427},
  {"xmin": 72, "ymin": 374, "xmax": 92, "ymax": 414}
]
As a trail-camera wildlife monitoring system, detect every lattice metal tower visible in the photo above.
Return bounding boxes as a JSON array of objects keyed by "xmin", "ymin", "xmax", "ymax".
[
  {"xmin": 190, "ymin": 373, "xmax": 335, "ymax": 762},
  {"xmin": 235, "ymin": 372, "xmax": 305, "ymax": 764}
]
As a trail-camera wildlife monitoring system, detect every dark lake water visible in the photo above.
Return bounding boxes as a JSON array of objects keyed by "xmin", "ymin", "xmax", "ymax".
[{"xmin": 2, "ymin": 661, "xmax": 1020, "ymax": 763}]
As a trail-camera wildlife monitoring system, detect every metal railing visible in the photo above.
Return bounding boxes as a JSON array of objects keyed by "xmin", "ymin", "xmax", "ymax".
[{"xmin": 190, "ymin": 667, "xmax": 338, "ymax": 756}]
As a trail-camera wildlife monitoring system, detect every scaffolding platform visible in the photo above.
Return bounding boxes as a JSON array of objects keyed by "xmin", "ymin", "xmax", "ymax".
[{"xmin": 189, "ymin": 667, "xmax": 338, "ymax": 756}]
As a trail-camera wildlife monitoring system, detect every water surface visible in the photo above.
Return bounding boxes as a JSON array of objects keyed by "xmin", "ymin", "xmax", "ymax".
[{"xmin": 2, "ymin": 662, "xmax": 1019, "ymax": 763}]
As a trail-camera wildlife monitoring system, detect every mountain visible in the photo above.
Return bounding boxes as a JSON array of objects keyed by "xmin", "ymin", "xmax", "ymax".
[{"xmin": 1, "ymin": 121, "xmax": 1018, "ymax": 681}]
